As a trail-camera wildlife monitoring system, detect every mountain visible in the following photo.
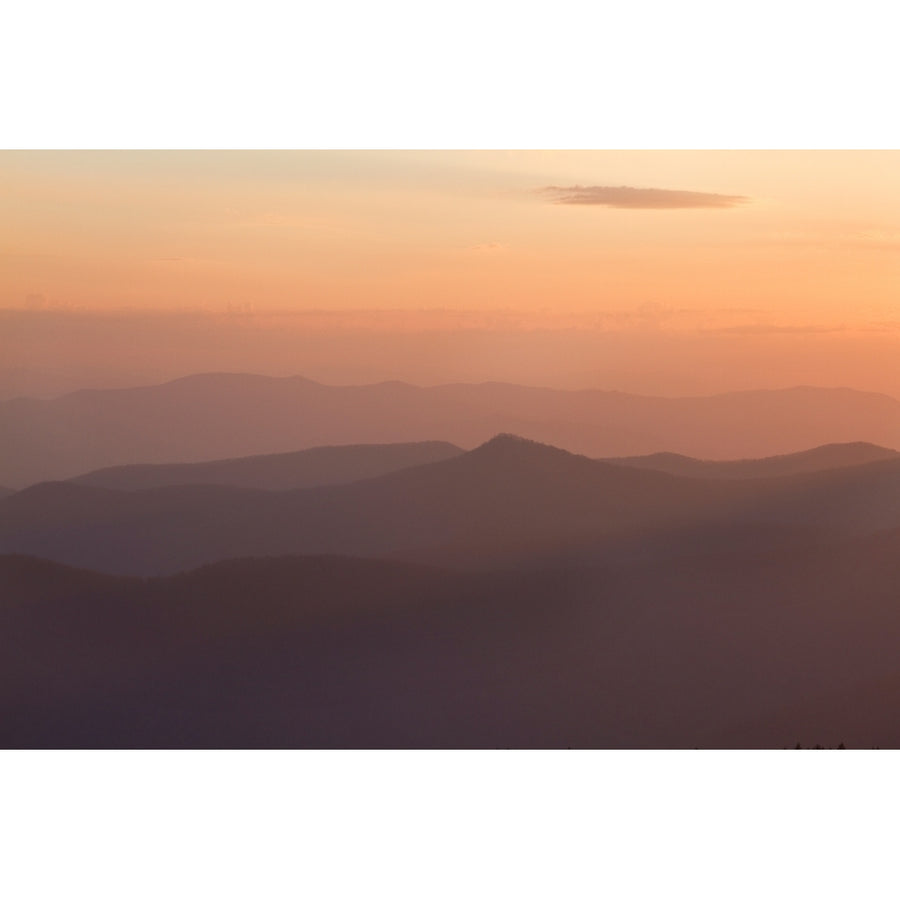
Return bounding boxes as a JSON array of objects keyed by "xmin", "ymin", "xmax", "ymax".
[
  {"xmin": 0, "ymin": 435, "xmax": 732, "ymax": 575},
  {"xmin": 0, "ymin": 486, "xmax": 13, "ymax": 499},
  {"xmin": 5, "ymin": 530, "xmax": 900, "ymax": 748},
  {"xmin": 70, "ymin": 440, "xmax": 463, "ymax": 491},
  {"xmin": 4, "ymin": 434, "xmax": 900, "ymax": 577},
  {"xmin": 602, "ymin": 441, "xmax": 899, "ymax": 479},
  {"xmin": 2, "ymin": 372, "xmax": 900, "ymax": 486}
]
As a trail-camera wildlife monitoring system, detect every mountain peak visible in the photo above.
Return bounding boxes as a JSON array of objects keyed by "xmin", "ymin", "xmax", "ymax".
[
  {"xmin": 477, "ymin": 433, "xmax": 546, "ymax": 450},
  {"xmin": 470, "ymin": 434, "xmax": 581, "ymax": 462},
  {"xmin": 482, "ymin": 432, "xmax": 534, "ymax": 446}
]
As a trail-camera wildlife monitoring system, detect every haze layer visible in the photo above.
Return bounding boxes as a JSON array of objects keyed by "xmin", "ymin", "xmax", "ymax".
[{"xmin": 3, "ymin": 151, "xmax": 900, "ymax": 397}]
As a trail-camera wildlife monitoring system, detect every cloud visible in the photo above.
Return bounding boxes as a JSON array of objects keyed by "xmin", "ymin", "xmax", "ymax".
[{"xmin": 540, "ymin": 185, "xmax": 749, "ymax": 209}]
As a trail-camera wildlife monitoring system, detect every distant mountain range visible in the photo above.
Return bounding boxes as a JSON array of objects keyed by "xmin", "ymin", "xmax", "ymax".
[
  {"xmin": 4, "ymin": 433, "xmax": 900, "ymax": 576},
  {"xmin": 3, "ymin": 372, "xmax": 899, "ymax": 486}
]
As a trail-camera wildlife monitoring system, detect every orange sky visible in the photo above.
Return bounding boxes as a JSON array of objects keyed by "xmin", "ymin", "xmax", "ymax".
[{"xmin": 2, "ymin": 150, "xmax": 900, "ymax": 396}]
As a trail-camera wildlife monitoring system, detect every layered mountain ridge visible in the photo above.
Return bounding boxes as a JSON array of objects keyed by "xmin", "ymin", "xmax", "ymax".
[
  {"xmin": 4, "ymin": 433, "xmax": 900, "ymax": 577},
  {"xmin": 3, "ymin": 372, "xmax": 899, "ymax": 487}
]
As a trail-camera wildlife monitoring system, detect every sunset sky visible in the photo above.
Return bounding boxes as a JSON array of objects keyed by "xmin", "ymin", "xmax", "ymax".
[{"xmin": 3, "ymin": 150, "xmax": 900, "ymax": 396}]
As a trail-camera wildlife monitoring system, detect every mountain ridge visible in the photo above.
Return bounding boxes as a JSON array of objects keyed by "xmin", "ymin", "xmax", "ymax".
[
  {"xmin": 6, "ymin": 530, "xmax": 900, "ymax": 748},
  {"xmin": 602, "ymin": 441, "xmax": 899, "ymax": 479},
  {"xmin": 70, "ymin": 440, "xmax": 463, "ymax": 492},
  {"xmin": 5, "ymin": 433, "xmax": 900, "ymax": 576},
  {"xmin": 4, "ymin": 372, "xmax": 900, "ymax": 487}
]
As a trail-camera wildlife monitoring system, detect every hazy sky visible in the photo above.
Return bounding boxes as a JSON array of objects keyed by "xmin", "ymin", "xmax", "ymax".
[{"xmin": 3, "ymin": 150, "xmax": 900, "ymax": 395}]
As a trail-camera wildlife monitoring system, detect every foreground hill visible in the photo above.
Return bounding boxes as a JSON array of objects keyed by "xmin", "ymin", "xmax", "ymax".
[
  {"xmin": 71, "ymin": 440, "xmax": 463, "ymax": 491},
  {"xmin": 4, "ymin": 435, "xmax": 900, "ymax": 576},
  {"xmin": 3, "ymin": 372, "xmax": 900, "ymax": 486},
  {"xmin": 4, "ymin": 532, "xmax": 900, "ymax": 748},
  {"xmin": 602, "ymin": 441, "xmax": 899, "ymax": 479}
]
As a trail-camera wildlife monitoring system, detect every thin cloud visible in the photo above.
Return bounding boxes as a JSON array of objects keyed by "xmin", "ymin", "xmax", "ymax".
[{"xmin": 541, "ymin": 185, "xmax": 749, "ymax": 209}]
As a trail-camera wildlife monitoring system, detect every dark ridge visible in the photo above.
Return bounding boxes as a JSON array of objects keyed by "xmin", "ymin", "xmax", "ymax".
[
  {"xmin": 470, "ymin": 433, "xmax": 582, "ymax": 457},
  {"xmin": 603, "ymin": 441, "xmax": 899, "ymax": 479},
  {"xmin": 71, "ymin": 440, "xmax": 464, "ymax": 491},
  {"xmin": 0, "ymin": 552, "xmax": 126, "ymax": 582},
  {"xmin": 6, "ymin": 480, "xmax": 110, "ymax": 504},
  {"xmin": 5, "ymin": 528, "xmax": 900, "ymax": 747},
  {"xmin": 6, "ymin": 433, "xmax": 900, "ymax": 578}
]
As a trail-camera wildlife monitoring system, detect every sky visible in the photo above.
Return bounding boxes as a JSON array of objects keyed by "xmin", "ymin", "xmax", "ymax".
[{"xmin": 3, "ymin": 150, "xmax": 900, "ymax": 396}]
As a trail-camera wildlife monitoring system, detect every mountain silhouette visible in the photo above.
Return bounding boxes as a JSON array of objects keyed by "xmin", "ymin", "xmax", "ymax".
[
  {"xmin": 4, "ymin": 434, "xmax": 900, "ymax": 576},
  {"xmin": 0, "ymin": 435, "xmax": 736, "ymax": 574},
  {"xmin": 602, "ymin": 441, "xmax": 898, "ymax": 479},
  {"xmin": 5, "ymin": 530, "xmax": 900, "ymax": 748},
  {"xmin": 70, "ymin": 440, "xmax": 463, "ymax": 491},
  {"xmin": 3, "ymin": 372, "xmax": 900, "ymax": 486}
]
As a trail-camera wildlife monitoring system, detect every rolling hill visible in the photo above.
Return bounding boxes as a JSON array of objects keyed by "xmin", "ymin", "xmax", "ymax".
[{"xmin": 5, "ymin": 530, "xmax": 900, "ymax": 748}]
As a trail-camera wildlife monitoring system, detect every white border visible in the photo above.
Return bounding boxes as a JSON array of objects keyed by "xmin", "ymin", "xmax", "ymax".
[{"xmin": 4, "ymin": 1, "xmax": 900, "ymax": 148}]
